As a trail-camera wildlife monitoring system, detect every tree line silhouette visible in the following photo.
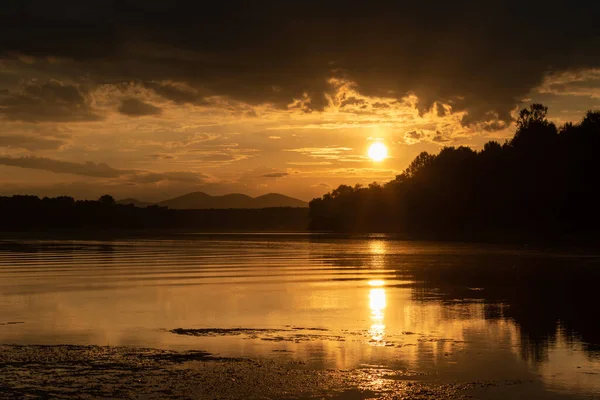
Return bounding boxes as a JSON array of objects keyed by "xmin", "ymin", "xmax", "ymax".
[
  {"xmin": 310, "ymin": 104, "xmax": 600, "ymax": 241},
  {"xmin": 0, "ymin": 194, "xmax": 308, "ymax": 232}
]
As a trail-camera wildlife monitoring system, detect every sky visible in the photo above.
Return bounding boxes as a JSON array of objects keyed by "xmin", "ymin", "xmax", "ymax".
[{"xmin": 1, "ymin": 1, "xmax": 599, "ymax": 201}]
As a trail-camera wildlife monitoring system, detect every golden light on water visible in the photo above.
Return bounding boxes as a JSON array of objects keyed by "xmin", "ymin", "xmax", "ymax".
[
  {"xmin": 368, "ymin": 285, "xmax": 387, "ymax": 345},
  {"xmin": 369, "ymin": 240, "xmax": 387, "ymax": 268},
  {"xmin": 367, "ymin": 240, "xmax": 387, "ymax": 344},
  {"xmin": 369, "ymin": 240, "xmax": 387, "ymax": 255},
  {"xmin": 369, "ymin": 288, "xmax": 386, "ymax": 314},
  {"xmin": 368, "ymin": 142, "xmax": 388, "ymax": 161}
]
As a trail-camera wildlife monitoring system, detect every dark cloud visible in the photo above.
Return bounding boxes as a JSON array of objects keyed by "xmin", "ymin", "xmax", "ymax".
[
  {"xmin": 405, "ymin": 131, "xmax": 423, "ymax": 140},
  {"xmin": 118, "ymin": 98, "xmax": 162, "ymax": 116},
  {"xmin": 131, "ymin": 171, "xmax": 208, "ymax": 184},
  {"xmin": 480, "ymin": 120, "xmax": 509, "ymax": 132},
  {"xmin": 262, "ymin": 172, "xmax": 289, "ymax": 178},
  {"xmin": 0, "ymin": 134, "xmax": 66, "ymax": 150},
  {"xmin": 0, "ymin": 81, "xmax": 100, "ymax": 122},
  {"xmin": 436, "ymin": 103, "xmax": 446, "ymax": 117},
  {"xmin": 432, "ymin": 132, "xmax": 451, "ymax": 143},
  {"xmin": 0, "ymin": 156, "xmax": 209, "ymax": 183},
  {"xmin": 340, "ymin": 97, "xmax": 366, "ymax": 107},
  {"xmin": 0, "ymin": 156, "xmax": 123, "ymax": 177},
  {"xmin": 1, "ymin": 1, "xmax": 599, "ymax": 124},
  {"xmin": 371, "ymin": 102, "xmax": 390, "ymax": 109},
  {"xmin": 143, "ymin": 82, "xmax": 204, "ymax": 104}
]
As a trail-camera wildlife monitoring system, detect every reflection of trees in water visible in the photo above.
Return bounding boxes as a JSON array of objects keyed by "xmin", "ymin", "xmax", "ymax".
[
  {"xmin": 407, "ymin": 253, "xmax": 600, "ymax": 363},
  {"xmin": 318, "ymin": 244, "xmax": 599, "ymax": 363},
  {"xmin": 301, "ymin": 236, "xmax": 600, "ymax": 366}
]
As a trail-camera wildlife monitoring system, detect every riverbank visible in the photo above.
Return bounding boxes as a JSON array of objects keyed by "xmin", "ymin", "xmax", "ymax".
[{"xmin": 0, "ymin": 344, "xmax": 548, "ymax": 399}]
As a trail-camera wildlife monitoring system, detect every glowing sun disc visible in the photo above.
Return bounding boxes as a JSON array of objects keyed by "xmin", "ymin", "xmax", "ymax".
[{"xmin": 368, "ymin": 142, "xmax": 388, "ymax": 161}]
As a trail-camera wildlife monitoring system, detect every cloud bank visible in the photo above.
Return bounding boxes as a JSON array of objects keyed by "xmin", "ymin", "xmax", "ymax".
[
  {"xmin": 0, "ymin": 156, "xmax": 210, "ymax": 183},
  {"xmin": 1, "ymin": 1, "xmax": 598, "ymax": 125}
]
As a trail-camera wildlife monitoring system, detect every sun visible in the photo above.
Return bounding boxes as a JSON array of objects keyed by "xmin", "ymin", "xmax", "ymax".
[{"xmin": 368, "ymin": 142, "xmax": 388, "ymax": 162}]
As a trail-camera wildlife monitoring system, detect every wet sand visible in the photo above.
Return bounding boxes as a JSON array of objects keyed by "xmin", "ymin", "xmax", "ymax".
[{"xmin": 0, "ymin": 344, "xmax": 548, "ymax": 400}]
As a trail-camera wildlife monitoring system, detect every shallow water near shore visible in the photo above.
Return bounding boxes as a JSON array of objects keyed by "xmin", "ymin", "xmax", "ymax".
[{"xmin": 0, "ymin": 234, "xmax": 599, "ymax": 399}]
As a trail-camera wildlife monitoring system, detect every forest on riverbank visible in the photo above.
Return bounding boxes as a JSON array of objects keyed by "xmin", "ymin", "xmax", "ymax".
[
  {"xmin": 0, "ymin": 195, "xmax": 308, "ymax": 232},
  {"xmin": 309, "ymin": 105, "xmax": 600, "ymax": 240}
]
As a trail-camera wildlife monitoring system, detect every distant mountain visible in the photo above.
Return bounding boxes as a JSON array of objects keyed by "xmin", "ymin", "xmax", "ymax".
[
  {"xmin": 159, "ymin": 192, "xmax": 252, "ymax": 209},
  {"xmin": 253, "ymin": 193, "xmax": 308, "ymax": 208},
  {"xmin": 159, "ymin": 192, "xmax": 308, "ymax": 209},
  {"xmin": 118, "ymin": 192, "xmax": 308, "ymax": 209},
  {"xmin": 117, "ymin": 198, "xmax": 154, "ymax": 208}
]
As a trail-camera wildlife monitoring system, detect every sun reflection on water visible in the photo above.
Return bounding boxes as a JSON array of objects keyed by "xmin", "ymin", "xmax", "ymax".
[
  {"xmin": 368, "ymin": 240, "xmax": 387, "ymax": 269},
  {"xmin": 369, "ymin": 240, "xmax": 387, "ymax": 255},
  {"xmin": 368, "ymin": 281, "xmax": 387, "ymax": 345},
  {"xmin": 368, "ymin": 279, "xmax": 385, "ymax": 287},
  {"xmin": 367, "ymin": 240, "xmax": 388, "ymax": 345}
]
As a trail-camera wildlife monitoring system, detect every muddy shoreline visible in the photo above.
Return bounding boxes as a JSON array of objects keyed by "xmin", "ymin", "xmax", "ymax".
[{"xmin": 0, "ymin": 344, "xmax": 548, "ymax": 399}]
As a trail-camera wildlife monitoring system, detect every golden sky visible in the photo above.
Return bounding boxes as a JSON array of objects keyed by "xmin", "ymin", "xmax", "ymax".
[{"xmin": 0, "ymin": 2, "xmax": 599, "ymax": 201}]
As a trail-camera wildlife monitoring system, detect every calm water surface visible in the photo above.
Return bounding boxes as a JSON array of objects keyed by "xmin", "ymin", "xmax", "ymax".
[{"xmin": 0, "ymin": 234, "xmax": 599, "ymax": 398}]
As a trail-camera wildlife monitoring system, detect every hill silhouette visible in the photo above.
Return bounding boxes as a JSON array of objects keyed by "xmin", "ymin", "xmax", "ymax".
[
  {"xmin": 117, "ymin": 198, "xmax": 154, "ymax": 208},
  {"xmin": 253, "ymin": 193, "xmax": 308, "ymax": 208},
  {"xmin": 118, "ymin": 192, "xmax": 308, "ymax": 209},
  {"xmin": 309, "ymin": 104, "xmax": 600, "ymax": 241}
]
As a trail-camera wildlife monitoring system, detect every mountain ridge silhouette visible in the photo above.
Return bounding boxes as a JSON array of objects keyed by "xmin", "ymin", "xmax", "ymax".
[{"xmin": 118, "ymin": 192, "xmax": 308, "ymax": 209}]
